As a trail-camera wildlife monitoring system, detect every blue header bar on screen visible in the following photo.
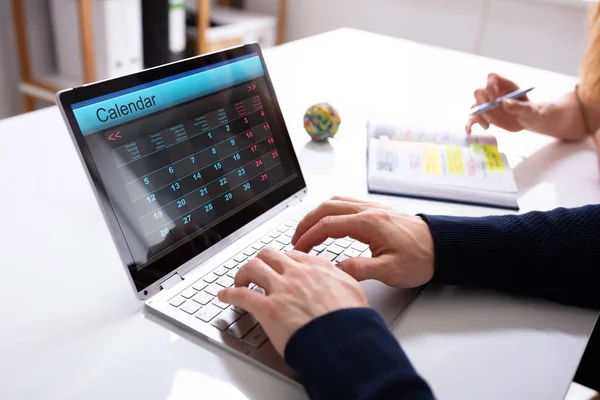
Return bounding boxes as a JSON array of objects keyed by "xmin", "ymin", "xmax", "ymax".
[{"xmin": 72, "ymin": 54, "xmax": 264, "ymax": 136}]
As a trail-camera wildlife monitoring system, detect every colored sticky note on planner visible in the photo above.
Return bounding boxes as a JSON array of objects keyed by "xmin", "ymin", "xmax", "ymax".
[
  {"xmin": 445, "ymin": 145, "xmax": 465, "ymax": 175},
  {"xmin": 424, "ymin": 145, "xmax": 442, "ymax": 175},
  {"xmin": 482, "ymin": 145, "xmax": 504, "ymax": 172}
]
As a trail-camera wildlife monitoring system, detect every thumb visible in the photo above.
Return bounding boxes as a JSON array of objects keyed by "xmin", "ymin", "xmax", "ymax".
[
  {"xmin": 337, "ymin": 257, "xmax": 384, "ymax": 282},
  {"xmin": 502, "ymin": 99, "xmax": 537, "ymax": 118}
]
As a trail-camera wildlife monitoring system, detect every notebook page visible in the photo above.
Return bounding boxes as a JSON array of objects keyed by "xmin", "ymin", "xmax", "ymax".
[{"xmin": 368, "ymin": 138, "xmax": 517, "ymax": 193}]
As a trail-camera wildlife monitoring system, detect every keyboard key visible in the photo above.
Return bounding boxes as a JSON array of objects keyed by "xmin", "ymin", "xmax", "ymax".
[
  {"xmin": 252, "ymin": 242, "xmax": 266, "ymax": 250},
  {"xmin": 326, "ymin": 244, "xmax": 345, "ymax": 255},
  {"xmin": 283, "ymin": 244, "xmax": 294, "ymax": 252},
  {"xmin": 291, "ymin": 215, "xmax": 302, "ymax": 223},
  {"xmin": 319, "ymin": 251, "xmax": 338, "ymax": 261},
  {"xmin": 213, "ymin": 266, "xmax": 228, "ymax": 276},
  {"xmin": 211, "ymin": 308, "xmax": 242, "ymax": 330},
  {"xmin": 227, "ymin": 313, "xmax": 259, "ymax": 338},
  {"xmin": 205, "ymin": 283, "xmax": 223, "ymax": 297},
  {"xmin": 243, "ymin": 325, "xmax": 268, "ymax": 348},
  {"xmin": 223, "ymin": 259, "xmax": 238, "ymax": 269},
  {"xmin": 226, "ymin": 269, "xmax": 238, "ymax": 279},
  {"xmin": 351, "ymin": 242, "xmax": 369, "ymax": 252},
  {"xmin": 234, "ymin": 254, "xmax": 248, "ymax": 263},
  {"xmin": 243, "ymin": 248, "xmax": 257, "ymax": 257},
  {"xmin": 196, "ymin": 304, "xmax": 221, "ymax": 322},
  {"xmin": 323, "ymin": 238, "xmax": 334, "ymax": 245},
  {"xmin": 334, "ymin": 238, "xmax": 352, "ymax": 248},
  {"xmin": 231, "ymin": 305, "xmax": 247, "ymax": 315},
  {"xmin": 276, "ymin": 225, "xmax": 288, "ymax": 233},
  {"xmin": 260, "ymin": 236, "xmax": 274, "ymax": 244},
  {"xmin": 335, "ymin": 254, "xmax": 350, "ymax": 263},
  {"xmin": 192, "ymin": 281, "xmax": 208, "ymax": 291},
  {"xmin": 203, "ymin": 273, "xmax": 218, "ymax": 283},
  {"xmin": 284, "ymin": 220, "xmax": 296, "ymax": 228},
  {"xmin": 268, "ymin": 230, "xmax": 280, "ymax": 238},
  {"xmin": 363, "ymin": 249, "xmax": 372, "ymax": 258},
  {"xmin": 285, "ymin": 228, "xmax": 296, "ymax": 237},
  {"xmin": 181, "ymin": 288, "xmax": 197, "ymax": 299},
  {"xmin": 266, "ymin": 242, "xmax": 285, "ymax": 251},
  {"xmin": 343, "ymin": 248, "xmax": 362, "ymax": 258},
  {"xmin": 252, "ymin": 286, "xmax": 266, "ymax": 296},
  {"xmin": 313, "ymin": 244, "xmax": 326, "ymax": 252},
  {"xmin": 211, "ymin": 298, "xmax": 230, "ymax": 309},
  {"xmin": 309, "ymin": 249, "xmax": 319, "ymax": 256},
  {"xmin": 180, "ymin": 301, "xmax": 201, "ymax": 315},
  {"xmin": 216, "ymin": 276, "xmax": 234, "ymax": 288},
  {"xmin": 169, "ymin": 296, "xmax": 185, "ymax": 307},
  {"xmin": 276, "ymin": 235, "xmax": 292, "ymax": 245},
  {"xmin": 193, "ymin": 291, "xmax": 214, "ymax": 305}
]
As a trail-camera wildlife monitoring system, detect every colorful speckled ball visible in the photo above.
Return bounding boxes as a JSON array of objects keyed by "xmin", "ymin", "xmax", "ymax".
[{"xmin": 303, "ymin": 103, "xmax": 341, "ymax": 141}]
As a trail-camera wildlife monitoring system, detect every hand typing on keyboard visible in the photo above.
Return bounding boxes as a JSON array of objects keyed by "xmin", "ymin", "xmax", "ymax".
[
  {"xmin": 291, "ymin": 196, "xmax": 435, "ymax": 289},
  {"xmin": 218, "ymin": 247, "xmax": 368, "ymax": 356}
]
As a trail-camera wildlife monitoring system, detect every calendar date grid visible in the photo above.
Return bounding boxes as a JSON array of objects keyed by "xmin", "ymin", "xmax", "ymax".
[
  {"xmin": 137, "ymin": 140, "xmax": 278, "ymax": 222},
  {"xmin": 122, "ymin": 116, "xmax": 266, "ymax": 187},
  {"xmin": 117, "ymin": 104, "xmax": 264, "ymax": 169},
  {"xmin": 128, "ymin": 123, "xmax": 271, "ymax": 203},
  {"xmin": 146, "ymin": 160, "xmax": 282, "ymax": 237}
]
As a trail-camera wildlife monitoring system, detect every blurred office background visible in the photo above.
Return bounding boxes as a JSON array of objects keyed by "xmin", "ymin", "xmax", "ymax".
[{"xmin": 0, "ymin": 0, "xmax": 592, "ymax": 119}]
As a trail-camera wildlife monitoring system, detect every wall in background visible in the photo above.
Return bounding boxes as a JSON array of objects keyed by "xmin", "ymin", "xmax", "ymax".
[
  {"xmin": 0, "ymin": 0, "xmax": 592, "ymax": 120},
  {"xmin": 246, "ymin": 0, "xmax": 590, "ymax": 76}
]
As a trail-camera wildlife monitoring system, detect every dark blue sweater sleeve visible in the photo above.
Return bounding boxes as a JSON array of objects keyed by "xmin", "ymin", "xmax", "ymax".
[
  {"xmin": 285, "ymin": 308, "xmax": 435, "ymax": 400},
  {"xmin": 420, "ymin": 205, "xmax": 600, "ymax": 309}
]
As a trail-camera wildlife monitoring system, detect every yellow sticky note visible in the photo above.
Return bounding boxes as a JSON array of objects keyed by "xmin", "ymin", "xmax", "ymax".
[
  {"xmin": 445, "ymin": 145, "xmax": 465, "ymax": 175},
  {"xmin": 424, "ymin": 145, "xmax": 442, "ymax": 175},
  {"xmin": 482, "ymin": 145, "xmax": 504, "ymax": 172}
]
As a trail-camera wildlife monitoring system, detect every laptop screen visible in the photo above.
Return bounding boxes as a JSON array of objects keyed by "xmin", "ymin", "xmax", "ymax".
[{"xmin": 63, "ymin": 46, "xmax": 305, "ymax": 292}]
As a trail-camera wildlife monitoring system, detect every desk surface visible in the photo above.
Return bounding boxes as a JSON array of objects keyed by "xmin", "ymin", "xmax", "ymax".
[{"xmin": 1, "ymin": 29, "xmax": 599, "ymax": 400}]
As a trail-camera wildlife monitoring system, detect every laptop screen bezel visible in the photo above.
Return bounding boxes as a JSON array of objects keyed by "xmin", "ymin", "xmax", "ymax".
[{"xmin": 57, "ymin": 43, "xmax": 306, "ymax": 295}]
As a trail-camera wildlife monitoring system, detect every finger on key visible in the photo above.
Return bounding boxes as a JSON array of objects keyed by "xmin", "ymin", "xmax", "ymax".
[
  {"xmin": 329, "ymin": 196, "xmax": 375, "ymax": 204},
  {"xmin": 330, "ymin": 196, "xmax": 393, "ymax": 210},
  {"xmin": 255, "ymin": 246, "xmax": 292, "ymax": 273},
  {"xmin": 234, "ymin": 258, "xmax": 281, "ymax": 293},
  {"xmin": 292, "ymin": 200, "xmax": 364, "ymax": 246},
  {"xmin": 294, "ymin": 214, "xmax": 370, "ymax": 253},
  {"xmin": 285, "ymin": 249, "xmax": 332, "ymax": 268},
  {"xmin": 218, "ymin": 286, "xmax": 268, "ymax": 316}
]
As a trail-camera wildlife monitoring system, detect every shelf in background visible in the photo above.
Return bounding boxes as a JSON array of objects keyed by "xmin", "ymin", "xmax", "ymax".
[{"xmin": 18, "ymin": 74, "xmax": 83, "ymax": 104}]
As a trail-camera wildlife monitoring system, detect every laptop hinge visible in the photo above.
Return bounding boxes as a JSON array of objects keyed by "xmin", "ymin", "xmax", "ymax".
[{"xmin": 160, "ymin": 273, "xmax": 183, "ymax": 290}]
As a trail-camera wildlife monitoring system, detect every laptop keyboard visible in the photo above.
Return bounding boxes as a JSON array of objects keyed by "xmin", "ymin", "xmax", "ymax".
[{"xmin": 167, "ymin": 209, "xmax": 371, "ymax": 349}]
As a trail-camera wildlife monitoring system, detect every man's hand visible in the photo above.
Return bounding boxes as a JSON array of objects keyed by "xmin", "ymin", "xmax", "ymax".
[
  {"xmin": 291, "ymin": 197, "xmax": 435, "ymax": 288},
  {"xmin": 218, "ymin": 247, "xmax": 368, "ymax": 356}
]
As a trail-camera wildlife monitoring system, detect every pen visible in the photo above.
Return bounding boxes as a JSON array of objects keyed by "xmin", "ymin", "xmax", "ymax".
[{"xmin": 468, "ymin": 87, "xmax": 535, "ymax": 116}]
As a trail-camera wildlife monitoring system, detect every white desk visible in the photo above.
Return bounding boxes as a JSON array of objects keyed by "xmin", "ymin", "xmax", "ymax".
[{"xmin": 1, "ymin": 29, "xmax": 598, "ymax": 400}]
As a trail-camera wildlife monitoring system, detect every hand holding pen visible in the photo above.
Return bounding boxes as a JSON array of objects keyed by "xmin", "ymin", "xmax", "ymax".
[{"xmin": 466, "ymin": 73, "xmax": 542, "ymax": 134}]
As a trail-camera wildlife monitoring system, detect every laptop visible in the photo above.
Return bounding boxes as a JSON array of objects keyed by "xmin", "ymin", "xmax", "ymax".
[{"xmin": 57, "ymin": 43, "xmax": 418, "ymax": 381}]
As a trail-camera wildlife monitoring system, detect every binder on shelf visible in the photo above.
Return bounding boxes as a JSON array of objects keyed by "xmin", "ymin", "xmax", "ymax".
[{"xmin": 49, "ymin": 0, "xmax": 143, "ymax": 83}]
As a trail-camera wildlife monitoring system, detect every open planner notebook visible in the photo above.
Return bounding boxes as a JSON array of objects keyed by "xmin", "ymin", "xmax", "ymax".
[{"xmin": 366, "ymin": 120, "xmax": 519, "ymax": 210}]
